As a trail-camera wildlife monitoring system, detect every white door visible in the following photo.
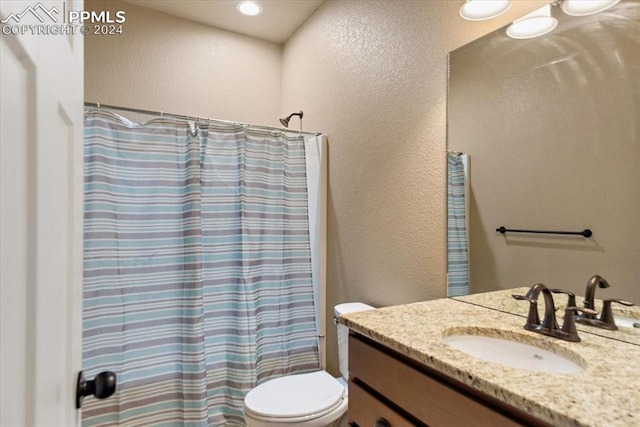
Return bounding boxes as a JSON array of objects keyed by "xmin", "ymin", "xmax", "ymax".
[{"xmin": 1, "ymin": 1, "xmax": 84, "ymax": 426}]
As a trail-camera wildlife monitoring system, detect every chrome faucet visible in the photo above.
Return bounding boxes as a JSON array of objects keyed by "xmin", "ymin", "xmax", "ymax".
[
  {"xmin": 576, "ymin": 275, "xmax": 635, "ymax": 330},
  {"xmin": 513, "ymin": 283, "xmax": 596, "ymax": 342}
]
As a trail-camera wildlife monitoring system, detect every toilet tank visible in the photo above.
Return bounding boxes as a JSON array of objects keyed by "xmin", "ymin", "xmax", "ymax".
[{"xmin": 334, "ymin": 302, "xmax": 375, "ymax": 380}]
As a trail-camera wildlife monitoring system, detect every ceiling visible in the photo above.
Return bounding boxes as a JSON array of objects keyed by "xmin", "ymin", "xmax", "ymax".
[{"xmin": 123, "ymin": 0, "xmax": 325, "ymax": 44}]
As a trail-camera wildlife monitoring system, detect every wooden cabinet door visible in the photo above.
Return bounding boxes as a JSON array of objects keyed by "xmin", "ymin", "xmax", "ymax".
[{"xmin": 348, "ymin": 380, "xmax": 415, "ymax": 427}]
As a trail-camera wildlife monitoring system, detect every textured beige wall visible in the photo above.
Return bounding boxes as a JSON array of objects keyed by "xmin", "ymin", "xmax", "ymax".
[
  {"xmin": 449, "ymin": 1, "xmax": 640, "ymax": 302},
  {"xmin": 281, "ymin": 0, "xmax": 549, "ymax": 375},
  {"xmin": 84, "ymin": 0, "xmax": 560, "ymax": 377},
  {"xmin": 84, "ymin": 0, "xmax": 282, "ymax": 127}
]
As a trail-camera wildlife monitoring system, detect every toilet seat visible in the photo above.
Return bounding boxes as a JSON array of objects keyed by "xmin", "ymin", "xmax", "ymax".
[{"xmin": 244, "ymin": 371, "xmax": 345, "ymax": 421}]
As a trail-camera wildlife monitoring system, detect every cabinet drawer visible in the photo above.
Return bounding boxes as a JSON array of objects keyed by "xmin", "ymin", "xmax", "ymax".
[
  {"xmin": 349, "ymin": 334, "xmax": 524, "ymax": 427},
  {"xmin": 348, "ymin": 380, "xmax": 414, "ymax": 427}
]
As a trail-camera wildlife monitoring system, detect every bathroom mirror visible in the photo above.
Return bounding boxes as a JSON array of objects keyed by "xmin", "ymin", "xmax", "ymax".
[{"xmin": 447, "ymin": 0, "xmax": 640, "ymax": 338}]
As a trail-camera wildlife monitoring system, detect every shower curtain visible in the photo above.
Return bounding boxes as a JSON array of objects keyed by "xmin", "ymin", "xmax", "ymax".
[
  {"xmin": 447, "ymin": 152, "xmax": 469, "ymax": 297},
  {"xmin": 82, "ymin": 111, "xmax": 320, "ymax": 426}
]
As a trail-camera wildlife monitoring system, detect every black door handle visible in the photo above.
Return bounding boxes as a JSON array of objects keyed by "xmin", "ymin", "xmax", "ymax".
[{"xmin": 76, "ymin": 370, "xmax": 116, "ymax": 409}]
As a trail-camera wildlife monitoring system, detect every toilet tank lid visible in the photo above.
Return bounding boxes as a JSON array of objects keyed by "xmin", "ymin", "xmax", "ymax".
[{"xmin": 334, "ymin": 302, "xmax": 375, "ymax": 317}]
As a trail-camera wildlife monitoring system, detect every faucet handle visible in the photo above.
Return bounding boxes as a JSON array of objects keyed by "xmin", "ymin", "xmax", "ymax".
[
  {"xmin": 512, "ymin": 294, "xmax": 540, "ymax": 327},
  {"xmin": 550, "ymin": 289, "xmax": 577, "ymax": 309},
  {"xmin": 560, "ymin": 307, "xmax": 598, "ymax": 341},
  {"xmin": 600, "ymin": 298, "xmax": 635, "ymax": 330},
  {"xmin": 567, "ymin": 307, "xmax": 597, "ymax": 316}
]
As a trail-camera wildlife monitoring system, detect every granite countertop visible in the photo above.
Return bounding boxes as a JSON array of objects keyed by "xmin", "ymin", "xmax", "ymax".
[{"xmin": 340, "ymin": 293, "xmax": 640, "ymax": 427}]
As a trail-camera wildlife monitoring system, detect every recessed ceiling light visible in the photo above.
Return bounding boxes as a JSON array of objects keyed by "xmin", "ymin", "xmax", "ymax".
[
  {"xmin": 237, "ymin": 1, "xmax": 262, "ymax": 16},
  {"xmin": 561, "ymin": 0, "xmax": 620, "ymax": 16},
  {"xmin": 506, "ymin": 4, "xmax": 558, "ymax": 39},
  {"xmin": 460, "ymin": 0, "xmax": 511, "ymax": 21}
]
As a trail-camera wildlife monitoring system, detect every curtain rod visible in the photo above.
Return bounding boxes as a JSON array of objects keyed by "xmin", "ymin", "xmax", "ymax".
[{"xmin": 84, "ymin": 102, "xmax": 322, "ymax": 137}]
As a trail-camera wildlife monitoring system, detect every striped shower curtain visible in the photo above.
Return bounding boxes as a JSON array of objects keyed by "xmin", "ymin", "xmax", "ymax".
[
  {"xmin": 82, "ymin": 111, "xmax": 319, "ymax": 426},
  {"xmin": 447, "ymin": 152, "xmax": 469, "ymax": 297}
]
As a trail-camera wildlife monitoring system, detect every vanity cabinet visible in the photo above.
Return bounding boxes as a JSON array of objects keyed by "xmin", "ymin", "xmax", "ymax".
[{"xmin": 347, "ymin": 333, "xmax": 548, "ymax": 427}]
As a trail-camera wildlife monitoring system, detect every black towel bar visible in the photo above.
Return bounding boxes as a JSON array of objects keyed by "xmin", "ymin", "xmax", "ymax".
[{"xmin": 496, "ymin": 227, "xmax": 592, "ymax": 238}]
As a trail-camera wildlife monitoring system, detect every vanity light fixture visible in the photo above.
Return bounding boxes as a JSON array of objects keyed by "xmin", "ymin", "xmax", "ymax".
[
  {"xmin": 561, "ymin": 0, "xmax": 620, "ymax": 16},
  {"xmin": 236, "ymin": 1, "xmax": 262, "ymax": 16},
  {"xmin": 506, "ymin": 4, "xmax": 558, "ymax": 39},
  {"xmin": 459, "ymin": 0, "xmax": 511, "ymax": 21}
]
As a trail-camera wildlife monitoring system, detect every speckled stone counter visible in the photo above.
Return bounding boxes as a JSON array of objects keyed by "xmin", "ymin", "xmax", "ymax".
[
  {"xmin": 340, "ymin": 296, "xmax": 640, "ymax": 427},
  {"xmin": 453, "ymin": 288, "xmax": 640, "ymax": 346}
]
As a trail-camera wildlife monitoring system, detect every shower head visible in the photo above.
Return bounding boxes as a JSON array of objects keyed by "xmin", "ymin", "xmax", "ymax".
[{"xmin": 279, "ymin": 111, "xmax": 303, "ymax": 128}]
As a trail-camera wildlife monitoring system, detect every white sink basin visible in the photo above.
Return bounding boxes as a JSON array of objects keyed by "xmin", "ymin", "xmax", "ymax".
[
  {"xmin": 443, "ymin": 334, "xmax": 584, "ymax": 374},
  {"xmin": 615, "ymin": 315, "xmax": 640, "ymax": 329}
]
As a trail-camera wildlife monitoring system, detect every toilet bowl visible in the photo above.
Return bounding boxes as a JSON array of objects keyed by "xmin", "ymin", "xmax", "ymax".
[
  {"xmin": 244, "ymin": 371, "xmax": 347, "ymax": 426},
  {"xmin": 243, "ymin": 303, "xmax": 374, "ymax": 426}
]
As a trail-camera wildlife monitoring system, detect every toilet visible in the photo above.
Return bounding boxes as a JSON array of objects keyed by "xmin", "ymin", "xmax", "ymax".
[{"xmin": 243, "ymin": 302, "xmax": 374, "ymax": 426}]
